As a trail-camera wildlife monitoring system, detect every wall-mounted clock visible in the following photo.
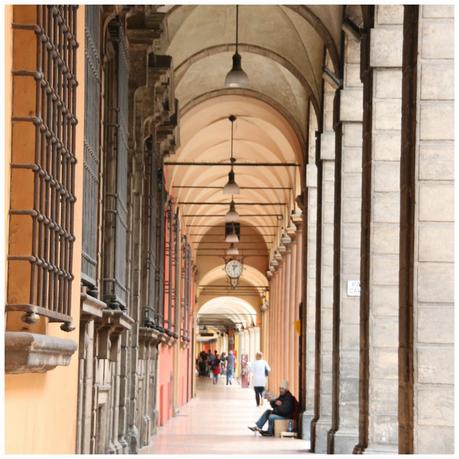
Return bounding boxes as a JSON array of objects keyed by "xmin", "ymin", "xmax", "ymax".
[{"xmin": 225, "ymin": 259, "xmax": 243, "ymax": 279}]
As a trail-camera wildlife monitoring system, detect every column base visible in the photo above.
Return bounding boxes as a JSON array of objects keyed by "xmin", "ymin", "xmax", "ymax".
[
  {"xmin": 364, "ymin": 443, "xmax": 398, "ymax": 454},
  {"xmin": 127, "ymin": 425, "xmax": 139, "ymax": 454},
  {"xmin": 300, "ymin": 410, "xmax": 314, "ymax": 441},
  {"xmin": 315, "ymin": 416, "xmax": 332, "ymax": 453},
  {"xmin": 333, "ymin": 429, "xmax": 359, "ymax": 454}
]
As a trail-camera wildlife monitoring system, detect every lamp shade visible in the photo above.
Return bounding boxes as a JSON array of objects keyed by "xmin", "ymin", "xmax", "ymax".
[
  {"xmin": 224, "ymin": 53, "xmax": 249, "ymax": 88},
  {"xmin": 223, "ymin": 170, "xmax": 240, "ymax": 195},
  {"xmin": 225, "ymin": 230, "xmax": 239, "ymax": 243},
  {"xmin": 226, "ymin": 243, "xmax": 239, "ymax": 256},
  {"xmin": 225, "ymin": 200, "xmax": 240, "ymax": 223}
]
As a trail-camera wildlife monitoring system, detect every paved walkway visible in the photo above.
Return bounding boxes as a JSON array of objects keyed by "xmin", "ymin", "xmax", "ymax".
[{"xmin": 140, "ymin": 376, "xmax": 310, "ymax": 455}]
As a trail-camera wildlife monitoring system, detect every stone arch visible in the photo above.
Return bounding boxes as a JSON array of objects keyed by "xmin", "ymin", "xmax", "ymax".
[
  {"xmin": 162, "ymin": 4, "xmax": 342, "ymax": 77},
  {"xmin": 180, "ymin": 89, "xmax": 307, "ymax": 160},
  {"xmin": 174, "ymin": 43, "xmax": 319, "ymax": 113}
]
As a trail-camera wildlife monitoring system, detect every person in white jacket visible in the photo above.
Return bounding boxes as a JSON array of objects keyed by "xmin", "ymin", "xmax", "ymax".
[{"xmin": 249, "ymin": 352, "xmax": 271, "ymax": 406}]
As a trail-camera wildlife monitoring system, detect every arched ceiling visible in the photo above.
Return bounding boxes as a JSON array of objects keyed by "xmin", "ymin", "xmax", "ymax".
[
  {"xmin": 198, "ymin": 296, "xmax": 257, "ymax": 329},
  {"xmin": 157, "ymin": 4, "xmax": 344, "ymax": 126},
  {"xmin": 158, "ymin": 5, "xmax": 345, "ymax": 329},
  {"xmin": 165, "ymin": 94, "xmax": 302, "ymax": 259}
]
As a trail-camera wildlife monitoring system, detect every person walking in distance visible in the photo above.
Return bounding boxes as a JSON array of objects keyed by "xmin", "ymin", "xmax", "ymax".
[
  {"xmin": 249, "ymin": 352, "xmax": 271, "ymax": 406},
  {"xmin": 211, "ymin": 352, "xmax": 221, "ymax": 384},
  {"xmin": 225, "ymin": 350, "xmax": 235, "ymax": 385}
]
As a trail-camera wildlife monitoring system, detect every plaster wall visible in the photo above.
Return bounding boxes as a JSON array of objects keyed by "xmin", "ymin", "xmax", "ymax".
[{"xmin": 5, "ymin": 5, "xmax": 85, "ymax": 454}]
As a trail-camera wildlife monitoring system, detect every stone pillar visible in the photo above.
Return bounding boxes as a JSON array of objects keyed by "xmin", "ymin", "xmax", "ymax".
[
  {"xmin": 273, "ymin": 266, "xmax": 279, "ymax": 390},
  {"xmin": 275, "ymin": 262, "xmax": 283, "ymax": 391},
  {"xmin": 332, "ymin": 32, "xmax": 364, "ymax": 454},
  {"xmin": 254, "ymin": 327, "xmax": 260, "ymax": 356},
  {"xmin": 288, "ymin": 234, "xmax": 297, "ymax": 394},
  {"xmin": 410, "ymin": 5, "xmax": 454, "ymax": 453},
  {"xmin": 283, "ymin": 248, "xmax": 292, "ymax": 386},
  {"xmin": 313, "ymin": 79, "xmax": 337, "ymax": 453},
  {"xmin": 293, "ymin": 221, "xmax": 303, "ymax": 400},
  {"xmin": 242, "ymin": 329, "xmax": 250, "ymax": 358},
  {"xmin": 364, "ymin": 5, "xmax": 403, "ymax": 453},
  {"xmin": 303, "ymin": 105, "xmax": 318, "ymax": 440},
  {"xmin": 248, "ymin": 327, "xmax": 256, "ymax": 363}
]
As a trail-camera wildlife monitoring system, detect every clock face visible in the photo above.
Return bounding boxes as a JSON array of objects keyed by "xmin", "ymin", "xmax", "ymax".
[{"xmin": 225, "ymin": 259, "xmax": 242, "ymax": 278}]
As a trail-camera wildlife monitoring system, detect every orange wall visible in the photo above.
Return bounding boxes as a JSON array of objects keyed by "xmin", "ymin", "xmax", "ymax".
[
  {"xmin": 4, "ymin": 6, "xmax": 85, "ymax": 454},
  {"xmin": 157, "ymin": 344, "xmax": 173, "ymax": 426}
]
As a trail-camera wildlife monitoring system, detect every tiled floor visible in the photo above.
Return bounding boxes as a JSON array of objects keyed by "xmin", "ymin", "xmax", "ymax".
[{"xmin": 140, "ymin": 376, "xmax": 311, "ymax": 455}]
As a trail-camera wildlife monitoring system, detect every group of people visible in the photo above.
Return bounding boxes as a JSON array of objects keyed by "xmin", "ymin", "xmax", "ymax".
[
  {"xmin": 196, "ymin": 349, "xmax": 235, "ymax": 385},
  {"xmin": 197, "ymin": 349, "xmax": 299, "ymax": 437}
]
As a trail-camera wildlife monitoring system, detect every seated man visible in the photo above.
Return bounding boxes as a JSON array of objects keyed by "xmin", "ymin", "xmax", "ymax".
[{"xmin": 248, "ymin": 380, "xmax": 295, "ymax": 437}]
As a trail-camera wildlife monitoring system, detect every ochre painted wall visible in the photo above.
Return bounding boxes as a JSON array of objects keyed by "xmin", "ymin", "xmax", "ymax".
[
  {"xmin": 5, "ymin": 5, "xmax": 85, "ymax": 454},
  {"xmin": 157, "ymin": 344, "xmax": 174, "ymax": 426}
]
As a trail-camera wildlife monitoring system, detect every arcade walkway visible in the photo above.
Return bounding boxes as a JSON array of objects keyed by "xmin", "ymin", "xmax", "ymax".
[{"xmin": 140, "ymin": 378, "xmax": 310, "ymax": 455}]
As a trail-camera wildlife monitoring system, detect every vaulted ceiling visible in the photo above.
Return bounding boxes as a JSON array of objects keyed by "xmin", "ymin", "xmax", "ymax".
[{"xmin": 160, "ymin": 5, "xmax": 345, "ymax": 318}]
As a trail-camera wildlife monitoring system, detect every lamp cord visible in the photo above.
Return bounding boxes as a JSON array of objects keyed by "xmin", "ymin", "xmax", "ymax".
[
  {"xmin": 235, "ymin": 5, "xmax": 239, "ymax": 54},
  {"xmin": 230, "ymin": 118, "xmax": 234, "ymax": 168}
]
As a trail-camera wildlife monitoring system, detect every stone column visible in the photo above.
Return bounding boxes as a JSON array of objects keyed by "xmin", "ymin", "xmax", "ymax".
[
  {"xmin": 243, "ymin": 329, "xmax": 250, "ymax": 358},
  {"xmin": 272, "ymin": 267, "xmax": 279, "ymax": 390},
  {"xmin": 275, "ymin": 261, "xmax": 283, "ymax": 390},
  {"xmin": 293, "ymin": 221, "xmax": 303, "ymax": 400},
  {"xmin": 314, "ymin": 79, "xmax": 337, "ymax": 453},
  {"xmin": 410, "ymin": 5, "xmax": 454, "ymax": 453},
  {"xmin": 303, "ymin": 105, "xmax": 318, "ymax": 440},
  {"xmin": 288, "ymin": 234, "xmax": 297, "ymax": 394},
  {"xmin": 364, "ymin": 5, "xmax": 403, "ymax": 453},
  {"xmin": 332, "ymin": 32, "xmax": 364, "ymax": 453},
  {"xmin": 283, "ymin": 248, "xmax": 292, "ymax": 386},
  {"xmin": 268, "ymin": 268, "xmax": 281, "ymax": 390},
  {"xmin": 248, "ymin": 327, "xmax": 256, "ymax": 362},
  {"xmin": 254, "ymin": 327, "xmax": 260, "ymax": 355}
]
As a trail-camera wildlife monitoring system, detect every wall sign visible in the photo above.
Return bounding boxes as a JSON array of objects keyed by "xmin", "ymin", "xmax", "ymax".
[{"xmin": 347, "ymin": 280, "xmax": 361, "ymax": 297}]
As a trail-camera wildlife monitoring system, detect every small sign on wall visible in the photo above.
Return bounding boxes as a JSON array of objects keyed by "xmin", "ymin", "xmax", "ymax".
[{"xmin": 347, "ymin": 280, "xmax": 361, "ymax": 297}]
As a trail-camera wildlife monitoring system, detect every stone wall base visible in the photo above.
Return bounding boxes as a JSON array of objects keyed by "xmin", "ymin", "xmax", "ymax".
[
  {"xmin": 315, "ymin": 416, "xmax": 332, "ymax": 453},
  {"xmin": 364, "ymin": 443, "xmax": 398, "ymax": 454},
  {"xmin": 301, "ymin": 410, "xmax": 314, "ymax": 441},
  {"xmin": 333, "ymin": 428, "xmax": 359, "ymax": 454}
]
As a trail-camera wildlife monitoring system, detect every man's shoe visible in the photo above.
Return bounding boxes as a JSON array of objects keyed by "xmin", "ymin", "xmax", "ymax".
[
  {"xmin": 260, "ymin": 430, "xmax": 273, "ymax": 437},
  {"xmin": 248, "ymin": 426, "xmax": 260, "ymax": 432}
]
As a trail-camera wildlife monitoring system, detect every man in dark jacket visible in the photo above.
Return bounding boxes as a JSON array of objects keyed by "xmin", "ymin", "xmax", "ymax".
[{"xmin": 248, "ymin": 380, "xmax": 295, "ymax": 436}]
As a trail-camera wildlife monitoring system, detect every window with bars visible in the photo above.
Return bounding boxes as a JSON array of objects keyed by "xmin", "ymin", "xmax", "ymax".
[
  {"xmin": 164, "ymin": 200, "xmax": 179, "ymax": 335},
  {"xmin": 7, "ymin": 6, "xmax": 79, "ymax": 331},
  {"xmin": 181, "ymin": 237, "xmax": 192, "ymax": 341},
  {"xmin": 101, "ymin": 18, "xmax": 129, "ymax": 310},
  {"xmin": 142, "ymin": 137, "xmax": 166, "ymax": 329},
  {"xmin": 81, "ymin": 5, "xmax": 101, "ymax": 293}
]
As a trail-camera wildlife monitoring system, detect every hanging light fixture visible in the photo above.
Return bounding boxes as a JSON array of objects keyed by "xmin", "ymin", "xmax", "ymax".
[
  {"xmin": 224, "ymin": 5, "xmax": 249, "ymax": 88},
  {"xmin": 225, "ymin": 199, "xmax": 240, "ymax": 223},
  {"xmin": 225, "ymin": 223, "xmax": 239, "ymax": 243},
  {"xmin": 226, "ymin": 243, "xmax": 239, "ymax": 256},
  {"xmin": 223, "ymin": 115, "xmax": 240, "ymax": 195}
]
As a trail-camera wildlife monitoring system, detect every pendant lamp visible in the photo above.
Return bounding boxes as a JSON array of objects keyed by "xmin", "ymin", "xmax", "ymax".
[
  {"xmin": 225, "ymin": 199, "xmax": 240, "ymax": 223},
  {"xmin": 224, "ymin": 5, "xmax": 249, "ymax": 88},
  {"xmin": 225, "ymin": 223, "xmax": 239, "ymax": 243},
  {"xmin": 226, "ymin": 243, "xmax": 239, "ymax": 256},
  {"xmin": 223, "ymin": 115, "xmax": 240, "ymax": 195}
]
